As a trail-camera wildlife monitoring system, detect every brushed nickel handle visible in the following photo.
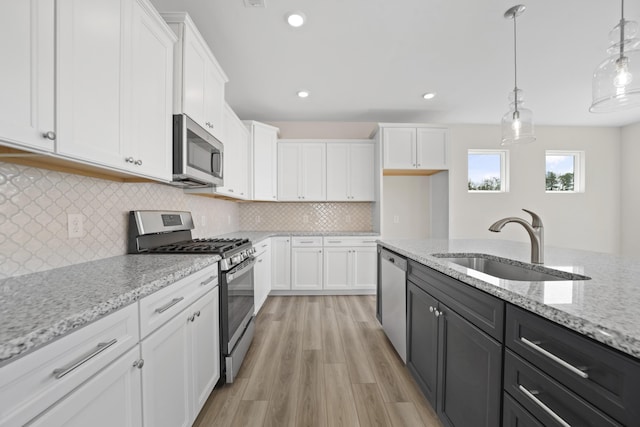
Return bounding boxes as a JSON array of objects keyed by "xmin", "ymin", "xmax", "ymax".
[
  {"xmin": 229, "ymin": 189, "xmax": 234, "ymax": 192},
  {"xmin": 188, "ymin": 314, "xmax": 195, "ymax": 322},
  {"xmin": 206, "ymin": 122, "xmax": 213, "ymax": 128},
  {"xmin": 327, "ymin": 240, "xmax": 342, "ymax": 243},
  {"xmin": 133, "ymin": 359, "xmax": 144, "ymax": 369},
  {"xmin": 125, "ymin": 157, "xmax": 135, "ymax": 163},
  {"xmin": 43, "ymin": 131, "xmax": 56, "ymax": 140},
  {"xmin": 519, "ymin": 385, "xmax": 571, "ymax": 427},
  {"xmin": 429, "ymin": 306, "xmax": 434, "ymax": 313},
  {"xmin": 200, "ymin": 275, "xmax": 216, "ymax": 286},
  {"xmin": 155, "ymin": 297, "xmax": 184, "ymax": 314},
  {"xmin": 134, "ymin": 159, "xmax": 142, "ymax": 166},
  {"xmin": 434, "ymin": 309, "xmax": 443, "ymax": 317},
  {"xmin": 195, "ymin": 310, "xmax": 201, "ymax": 317},
  {"xmin": 520, "ymin": 337, "xmax": 589, "ymax": 379},
  {"xmin": 52, "ymin": 339, "xmax": 117, "ymax": 379},
  {"xmin": 258, "ymin": 259, "xmax": 263, "ymax": 262},
  {"xmin": 300, "ymin": 240, "xmax": 314, "ymax": 244}
]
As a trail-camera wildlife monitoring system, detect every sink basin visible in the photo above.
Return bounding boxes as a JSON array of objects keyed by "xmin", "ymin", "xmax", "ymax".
[{"xmin": 432, "ymin": 254, "xmax": 591, "ymax": 282}]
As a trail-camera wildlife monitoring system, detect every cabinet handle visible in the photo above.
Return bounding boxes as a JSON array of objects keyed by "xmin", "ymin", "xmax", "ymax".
[
  {"xmin": 429, "ymin": 306, "xmax": 434, "ymax": 313},
  {"xmin": 520, "ymin": 337, "xmax": 589, "ymax": 379},
  {"xmin": 518, "ymin": 385, "xmax": 571, "ymax": 427},
  {"xmin": 434, "ymin": 309, "xmax": 443, "ymax": 317},
  {"xmin": 52, "ymin": 339, "xmax": 118, "ymax": 379},
  {"xmin": 195, "ymin": 310, "xmax": 201, "ymax": 317},
  {"xmin": 133, "ymin": 359, "xmax": 144, "ymax": 369},
  {"xmin": 328, "ymin": 240, "xmax": 342, "ymax": 243},
  {"xmin": 300, "ymin": 240, "xmax": 314, "ymax": 243},
  {"xmin": 125, "ymin": 157, "xmax": 135, "ymax": 163},
  {"xmin": 200, "ymin": 275, "xmax": 216, "ymax": 286},
  {"xmin": 229, "ymin": 189, "xmax": 234, "ymax": 192},
  {"xmin": 43, "ymin": 131, "xmax": 56, "ymax": 140},
  {"xmin": 261, "ymin": 244, "xmax": 268, "ymax": 248},
  {"xmin": 258, "ymin": 259, "xmax": 263, "ymax": 262},
  {"xmin": 155, "ymin": 297, "xmax": 184, "ymax": 314},
  {"xmin": 188, "ymin": 314, "xmax": 195, "ymax": 322},
  {"xmin": 134, "ymin": 159, "xmax": 142, "ymax": 166},
  {"xmin": 206, "ymin": 122, "xmax": 213, "ymax": 129}
]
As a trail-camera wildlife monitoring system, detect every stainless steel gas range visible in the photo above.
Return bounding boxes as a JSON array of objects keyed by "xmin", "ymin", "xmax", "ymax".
[{"xmin": 128, "ymin": 210, "xmax": 255, "ymax": 383}]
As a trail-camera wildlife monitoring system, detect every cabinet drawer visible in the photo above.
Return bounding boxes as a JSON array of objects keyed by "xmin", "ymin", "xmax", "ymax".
[
  {"xmin": 139, "ymin": 263, "xmax": 218, "ymax": 338},
  {"xmin": 323, "ymin": 236, "xmax": 378, "ymax": 247},
  {"xmin": 503, "ymin": 392, "xmax": 544, "ymax": 427},
  {"xmin": 506, "ymin": 304, "xmax": 640, "ymax": 425},
  {"xmin": 253, "ymin": 238, "xmax": 271, "ymax": 256},
  {"xmin": 408, "ymin": 261, "xmax": 504, "ymax": 341},
  {"xmin": 291, "ymin": 236, "xmax": 322, "ymax": 247},
  {"xmin": 0, "ymin": 304, "xmax": 139, "ymax": 427},
  {"xmin": 504, "ymin": 350, "xmax": 622, "ymax": 427}
]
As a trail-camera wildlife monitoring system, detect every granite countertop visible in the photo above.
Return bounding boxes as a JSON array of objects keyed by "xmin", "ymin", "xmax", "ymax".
[
  {"xmin": 0, "ymin": 254, "xmax": 220, "ymax": 366},
  {"xmin": 378, "ymin": 238, "xmax": 640, "ymax": 360},
  {"xmin": 218, "ymin": 230, "xmax": 380, "ymax": 244}
]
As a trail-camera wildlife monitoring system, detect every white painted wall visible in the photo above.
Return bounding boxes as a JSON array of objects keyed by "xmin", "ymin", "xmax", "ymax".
[
  {"xmin": 621, "ymin": 122, "xmax": 640, "ymax": 258},
  {"xmin": 448, "ymin": 124, "xmax": 621, "ymax": 254},
  {"xmin": 382, "ymin": 176, "xmax": 430, "ymax": 239}
]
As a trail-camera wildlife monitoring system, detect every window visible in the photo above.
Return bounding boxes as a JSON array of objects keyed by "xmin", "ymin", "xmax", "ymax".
[
  {"xmin": 468, "ymin": 150, "xmax": 509, "ymax": 192},
  {"xmin": 545, "ymin": 151, "xmax": 584, "ymax": 193}
]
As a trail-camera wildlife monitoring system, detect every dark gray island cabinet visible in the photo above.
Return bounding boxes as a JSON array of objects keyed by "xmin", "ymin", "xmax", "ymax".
[{"xmin": 402, "ymin": 260, "xmax": 640, "ymax": 427}]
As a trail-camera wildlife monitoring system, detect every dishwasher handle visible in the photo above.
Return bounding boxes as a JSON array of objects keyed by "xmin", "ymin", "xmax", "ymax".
[{"xmin": 381, "ymin": 249, "xmax": 407, "ymax": 271}]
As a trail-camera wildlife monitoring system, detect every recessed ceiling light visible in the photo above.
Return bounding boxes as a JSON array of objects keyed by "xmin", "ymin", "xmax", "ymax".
[
  {"xmin": 297, "ymin": 90, "xmax": 310, "ymax": 98},
  {"xmin": 286, "ymin": 12, "xmax": 306, "ymax": 28},
  {"xmin": 422, "ymin": 92, "xmax": 436, "ymax": 100}
]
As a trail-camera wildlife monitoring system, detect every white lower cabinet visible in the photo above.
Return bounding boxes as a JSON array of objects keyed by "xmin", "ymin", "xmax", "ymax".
[
  {"xmin": 352, "ymin": 247, "xmax": 377, "ymax": 289},
  {"xmin": 27, "ymin": 346, "xmax": 142, "ymax": 427},
  {"xmin": 323, "ymin": 243, "xmax": 377, "ymax": 290},
  {"xmin": 323, "ymin": 247, "xmax": 351, "ymax": 290},
  {"xmin": 254, "ymin": 239, "xmax": 272, "ymax": 313},
  {"xmin": 141, "ymin": 287, "xmax": 219, "ymax": 427},
  {"xmin": 271, "ymin": 237, "xmax": 291, "ymax": 290},
  {"xmin": 291, "ymin": 237, "xmax": 324, "ymax": 290}
]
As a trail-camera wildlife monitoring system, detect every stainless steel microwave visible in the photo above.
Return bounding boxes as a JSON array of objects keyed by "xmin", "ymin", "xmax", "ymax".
[{"xmin": 172, "ymin": 114, "xmax": 223, "ymax": 187}]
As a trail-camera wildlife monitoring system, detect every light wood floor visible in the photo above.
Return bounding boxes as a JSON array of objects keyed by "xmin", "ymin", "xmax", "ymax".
[{"xmin": 194, "ymin": 295, "xmax": 443, "ymax": 427}]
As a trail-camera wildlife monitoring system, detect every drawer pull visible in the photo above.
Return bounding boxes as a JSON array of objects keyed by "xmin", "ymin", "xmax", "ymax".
[
  {"xmin": 521, "ymin": 337, "xmax": 589, "ymax": 379},
  {"xmin": 299, "ymin": 240, "xmax": 315, "ymax": 244},
  {"xmin": 327, "ymin": 240, "xmax": 342, "ymax": 243},
  {"xmin": 519, "ymin": 385, "xmax": 571, "ymax": 427},
  {"xmin": 200, "ymin": 275, "xmax": 216, "ymax": 286},
  {"xmin": 52, "ymin": 339, "xmax": 117, "ymax": 379},
  {"xmin": 155, "ymin": 297, "xmax": 184, "ymax": 314}
]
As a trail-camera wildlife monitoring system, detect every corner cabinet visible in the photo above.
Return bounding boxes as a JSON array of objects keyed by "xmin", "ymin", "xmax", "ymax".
[
  {"xmin": 56, "ymin": 0, "xmax": 175, "ymax": 181},
  {"xmin": 278, "ymin": 141, "xmax": 326, "ymax": 201},
  {"xmin": 162, "ymin": 13, "xmax": 228, "ymax": 142},
  {"xmin": 379, "ymin": 124, "xmax": 449, "ymax": 171},
  {"xmin": 407, "ymin": 260, "xmax": 504, "ymax": 427},
  {"xmin": 326, "ymin": 142, "xmax": 375, "ymax": 201},
  {"xmin": 246, "ymin": 121, "xmax": 279, "ymax": 201}
]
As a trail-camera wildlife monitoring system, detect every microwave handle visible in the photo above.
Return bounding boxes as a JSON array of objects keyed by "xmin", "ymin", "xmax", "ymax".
[{"xmin": 212, "ymin": 151, "xmax": 223, "ymax": 178}]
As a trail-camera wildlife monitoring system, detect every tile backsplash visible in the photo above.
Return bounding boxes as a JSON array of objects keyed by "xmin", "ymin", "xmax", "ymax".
[
  {"xmin": 0, "ymin": 163, "xmax": 239, "ymax": 279},
  {"xmin": 239, "ymin": 202, "xmax": 373, "ymax": 231}
]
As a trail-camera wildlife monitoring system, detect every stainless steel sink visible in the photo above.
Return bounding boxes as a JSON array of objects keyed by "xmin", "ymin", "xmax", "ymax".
[{"xmin": 432, "ymin": 254, "xmax": 591, "ymax": 282}]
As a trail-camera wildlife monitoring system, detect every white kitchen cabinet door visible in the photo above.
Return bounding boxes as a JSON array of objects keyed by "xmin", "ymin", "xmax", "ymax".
[
  {"xmin": 349, "ymin": 143, "xmax": 375, "ymax": 201},
  {"xmin": 416, "ymin": 128, "xmax": 448, "ymax": 169},
  {"xmin": 352, "ymin": 247, "xmax": 377, "ymax": 289},
  {"xmin": 300, "ymin": 143, "xmax": 326, "ymax": 201},
  {"xmin": 292, "ymin": 247, "xmax": 323, "ymax": 290},
  {"xmin": 271, "ymin": 237, "xmax": 291, "ymax": 290},
  {"xmin": 26, "ymin": 347, "xmax": 142, "ymax": 427},
  {"xmin": 188, "ymin": 288, "xmax": 219, "ymax": 419},
  {"xmin": 129, "ymin": 0, "xmax": 174, "ymax": 181},
  {"xmin": 278, "ymin": 143, "xmax": 301, "ymax": 201},
  {"xmin": 383, "ymin": 127, "xmax": 416, "ymax": 169},
  {"xmin": 254, "ymin": 244, "xmax": 272, "ymax": 313},
  {"xmin": 141, "ymin": 307, "xmax": 191, "ymax": 427},
  {"xmin": 0, "ymin": 0, "xmax": 55, "ymax": 152},
  {"xmin": 56, "ymin": 0, "xmax": 127, "ymax": 167},
  {"xmin": 250, "ymin": 122, "xmax": 279, "ymax": 201},
  {"xmin": 202, "ymin": 62, "xmax": 225, "ymax": 141},
  {"xmin": 326, "ymin": 144, "xmax": 349, "ymax": 200},
  {"xmin": 323, "ymin": 247, "xmax": 350, "ymax": 290},
  {"xmin": 217, "ymin": 105, "xmax": 249, "ymax": 199}
]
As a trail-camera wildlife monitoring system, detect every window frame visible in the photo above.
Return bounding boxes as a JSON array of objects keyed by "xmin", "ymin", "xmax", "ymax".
[
  {"xmin": 545, "ymin": 150, "xmax": 585, "ymax": 193},
  {"xmin": 467, "ymin": 149, "xmax": 509, "ymax": 193}
]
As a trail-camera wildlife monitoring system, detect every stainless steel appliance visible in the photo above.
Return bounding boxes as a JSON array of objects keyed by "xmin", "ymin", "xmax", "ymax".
[
  {"xmin": 128, "ymin": 210, "xmax": 255, "ymax": 383},
  {"xmin": 380, "ymin": 248, "xmax": 407, "ymax": 363},
  {"xmin": 172, "ymin": 114, "xmax": 224, "ymax": 188}
]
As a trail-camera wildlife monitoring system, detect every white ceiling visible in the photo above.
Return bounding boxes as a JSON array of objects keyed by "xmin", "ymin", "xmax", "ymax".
[{"xmin": 150, "ymin": 0, "xmax": 640, "ymax": 127}]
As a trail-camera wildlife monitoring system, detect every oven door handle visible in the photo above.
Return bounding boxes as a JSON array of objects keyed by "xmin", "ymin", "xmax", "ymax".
[{"xmin": 227, "ymin": 257, "xmax": 256, "ymax": 282}]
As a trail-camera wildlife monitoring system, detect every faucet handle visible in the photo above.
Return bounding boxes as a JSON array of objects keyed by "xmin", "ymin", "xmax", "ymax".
[{"xmin": 522, "ymin": 209, "xmax": 543, "ymax": 228}]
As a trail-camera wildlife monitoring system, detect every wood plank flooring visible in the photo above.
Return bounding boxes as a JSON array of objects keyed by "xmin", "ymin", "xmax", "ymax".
[{"xmin": 194, "ymin": 296, "xmax": 443, "ymax": 427}]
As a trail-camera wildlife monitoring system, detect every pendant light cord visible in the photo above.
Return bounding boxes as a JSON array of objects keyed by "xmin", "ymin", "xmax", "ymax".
[
  {"xmin": 513, "ymin": 12, "xmax": 519, "ymax": 113},
  {"xmin": 619, "ymin": 0, "xmax": 625, "ymax": 59}
]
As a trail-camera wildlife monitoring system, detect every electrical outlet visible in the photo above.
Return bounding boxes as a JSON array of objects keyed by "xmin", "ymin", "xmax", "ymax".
[
  {"xmin": 345, "ymin": 215, "xmax": 352, "ymax": 223},
  {"xmin": 227, "ymin": 215, "xmax": 231, "ymax": 225},
  {"xmin": 303, "ymin": 215, "xmax": 309, "ymax": 223},
  {"xmin": 393, "ymin": 215, "xmax": 400, "ymax": 224},
  {"xmin": 67, "ymin": 213, "xmax": 83, "ymax": 238}
]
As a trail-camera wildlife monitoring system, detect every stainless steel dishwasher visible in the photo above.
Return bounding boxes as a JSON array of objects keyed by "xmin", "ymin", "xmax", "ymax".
[{"xmin": 380, "ymin": 248, "xmax": 407, "ymax": 363}]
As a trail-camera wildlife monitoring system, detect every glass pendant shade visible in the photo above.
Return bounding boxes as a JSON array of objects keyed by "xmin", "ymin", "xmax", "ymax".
[
  {"xmin": 501, "ymin": 89, "xmax": 535, "ymax": 145},
  {"xmin": 590, "ymin": 10, "xmax": 640, "ymax": 112}
]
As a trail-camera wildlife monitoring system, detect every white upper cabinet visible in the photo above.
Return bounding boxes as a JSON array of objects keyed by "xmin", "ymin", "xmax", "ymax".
[
  {"xmin": 55, "ymin": 0, "xmax": 175, "ymax": 181},
  {"xmin": 326, "ymin": 142, "xmax": 374, "ymax": 201},
  {"xmin": 381, "ymin": 125, "xmax": 449, "ymax": 170},
  {"xmin": 246, "ymin": 121, "xmax": 279, "ymax": 201},
  {"xmin": 0, "ymin": 0, "xmax": 55, "ymax": 152},
  {"xmin": 162, "ymin": 13, "xmax": 228, "ymax": 142},
  {"xmin": 215, "ymin": 104, "xmax": 249, "ymax": 199},
  {"xmin": 278, "ymin": 141, "xmax": 326, "ymax": 201}
]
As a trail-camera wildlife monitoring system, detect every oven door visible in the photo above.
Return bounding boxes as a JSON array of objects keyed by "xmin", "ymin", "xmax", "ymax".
[{"xmin": 223, "ymin": 257, "xmax": 255, "ymax": 354}]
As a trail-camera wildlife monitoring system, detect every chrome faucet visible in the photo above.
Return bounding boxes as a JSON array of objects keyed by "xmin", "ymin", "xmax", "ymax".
[{"xmin": 489, "ymin": 209, "xmax": 544, "ymax": 264}]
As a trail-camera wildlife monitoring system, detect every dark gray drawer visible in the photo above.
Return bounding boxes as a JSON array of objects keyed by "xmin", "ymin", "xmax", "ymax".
[
  {"xmin": 505, "ymin": 350, "xmax": 622, "ymax": 427},
  {"xmin": 506, "ymin": 304, "xmax": 640, "ymax": 426},
  {"xmin": 503, "ymin": 392, "xmax": 544, "ymax": 427},
  {"xmin": 408, "ymin": 260, "xmax": 504, "ymax": 341}
]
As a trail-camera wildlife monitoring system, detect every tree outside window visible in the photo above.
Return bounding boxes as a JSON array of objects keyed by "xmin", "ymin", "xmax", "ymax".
[
  {"xmin": 468, "ymin": 150, "xmax": 508, "ymax": 192},
  {"xmin": 545, "ymin": 151, "xmax": 584, "ymax": 193}
]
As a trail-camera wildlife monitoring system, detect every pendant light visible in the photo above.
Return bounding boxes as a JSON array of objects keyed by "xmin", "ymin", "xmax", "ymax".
[
  {"xmin": 501, "ymin": 5, "xmax": 535, "ymax": 145},
  {"xmin": 590, "ymin": 0, "xmax": 640, "ymax": 112}
]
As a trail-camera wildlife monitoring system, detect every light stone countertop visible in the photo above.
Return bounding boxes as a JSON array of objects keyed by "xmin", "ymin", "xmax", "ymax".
[
  {"xmin": 0, "ymin": 254, "xmax": 220, "ymax": 366},
  {"xmin": 218, "ymin": 230, "xmax": 379, "ymax": 244},
  {"xmin": 378, "ymin": 238, "xmax": 640, "ymax": 360}
]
